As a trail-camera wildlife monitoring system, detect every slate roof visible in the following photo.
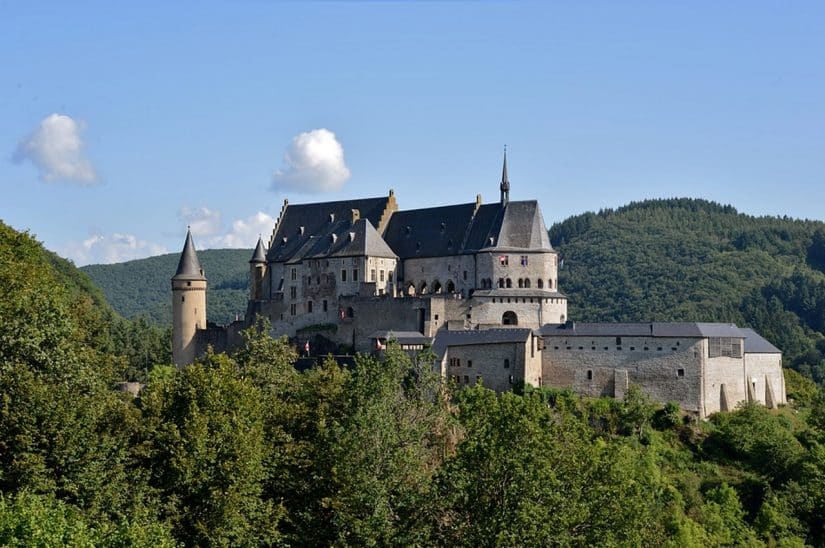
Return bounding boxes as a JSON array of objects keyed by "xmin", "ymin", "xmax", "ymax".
[
  {"xmin": 302, "ymin": 218, "xmax": 397, "ymax": 260},
  {"xmin": 463, "ymin": 203, "xmax": 505, "ymax": 251},
  {"xmin": 267, "ymin": 196, "xmax": 390, "ymax": 262},
  {"xmin": 173, "ymin": 229, "xmax": 206, "ymax": 281},
  {"xmin": 489, "ymin": 201, "xmax": 553, "ymax": 251},
  {"xmin": 432, "ymin": 328, "xmax": 534, "ymax": 359},
  {"xmin": 740, "ymin": 328, "xmax": 782, "ymax": 354},
  {"xmin": 538, "ymin": 322, "xmax": 747, "ymax": 339},
  {"xmin": 383, "ymin": 202, "xmax": 478, "ymax": 258},
  {"xmin": 368, "ymin": 330, "xmax": 430, "ymax": 345},
  {"xmin": 250, "ymin": 237, "xmax": 267, "ymax": 263},
  {"xmin": 265, "ymin": 192, "xmax": 554, "ymax": 262}
]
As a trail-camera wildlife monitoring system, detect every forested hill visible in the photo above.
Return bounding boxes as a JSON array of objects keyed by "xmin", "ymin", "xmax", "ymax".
[
  {"xmin": 81, "ymin": 248, "xmax": 251, "ymax": 326},
  {"xmin": 551, "ymin": 197, "xmax": 825, "ymax": 383}
]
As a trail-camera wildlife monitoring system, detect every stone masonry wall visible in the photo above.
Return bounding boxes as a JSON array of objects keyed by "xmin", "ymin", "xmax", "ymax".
[
  {"xmin": 745, "ymin": 353, "xmax": 786, "ymax": 407},
  {"xmin": 542, "ymin": 336, "xmax": 705, "ymax": 413}
]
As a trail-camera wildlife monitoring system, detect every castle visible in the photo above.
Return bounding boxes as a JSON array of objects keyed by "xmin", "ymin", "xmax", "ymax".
[{"xmin": 172, "ymin": 153, "xmax": 786, "ymax": 418}]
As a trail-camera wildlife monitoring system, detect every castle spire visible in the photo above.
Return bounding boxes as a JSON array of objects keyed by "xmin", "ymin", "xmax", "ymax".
[
  {"xmin": 500, "ymin": 145, "xmax": 510, "ymax": 206},
  {"xmin": 173, "ymin": 227, "xmax": 205, "ymax": 280},
  {"xmin": 250, "ymin": 235, "xmax": 267, "ymax": 264}
]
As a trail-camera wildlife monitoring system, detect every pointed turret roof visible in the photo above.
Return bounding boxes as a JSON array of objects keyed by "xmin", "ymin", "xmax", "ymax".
[
  {"xmin": 250, "ymin": 236, "xmax": 267, "ymax": 263},
  {"xmin": 173, "ymin": 228, "xmax": 206, "ymax": 280}
]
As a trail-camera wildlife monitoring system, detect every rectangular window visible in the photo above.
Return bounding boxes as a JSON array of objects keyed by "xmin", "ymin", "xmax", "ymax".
[
  {"xmin": 476, "ymin": 375, "xmax": 481, "ymax": 385},
  {"xmin": 353, "ymin": 269, "xmax": 359, "ymax": 281},
  {"xmin": 370, "ymin": 269, "xmax": 376, "ymax": 281},
  {"xmin": 388, "ymin": 272, "xmax": 393, "ymax": 283},
  {"xmin": 379, "ymin": 270, "xmax": 385, "ymax": 282},
  {"xmin": 290, "ymin": 303, "xmax": 296, "ymax": 316},
  {"xmin": 587, "ymin": 370, "xmax": 593, "ymax": 380},
  {"xmin": 341, "ymin": 269, "xmax": 347, "ymax": 282},
  {"xmin": 467, "ymin": 360, "xmax": 472, "ymax": 368},
  {"xmin": 708, "ymin": 337, "xmax": 743, "ymax": 358},
  {"xmin": 307, "ymin": 301, "xmax": 313, "ymax": 313},
  {"xmin": 291, "ymin": 268, "xmax": 297, "ymax": 281},
  {"xmin": 499, "ymin": 255, "xmax": 508, "ymax": 266},
  {"xmin": 464, "ymin": 375, "xmax": 469, "ymax": 385},
  {"xmin": 677, "ymin": 368, "xmax": 685, "ymax": 377},
  {"xmin": 520, "ymin": 255, "xmax": 528, "ymax": 266},
  {"xmin": 616, "ymin": 336, "xmax": 622, "ymax": 345},
  {"xmin": 323, "ymin": 300, "xmax": 328, "ymax": 312},
  {"xmin": 290, "ymin": 286, "xmax": 297, "ymax": 299},
  {"xmin": 463, "ymin": 270, "xmax": 467, "ymax": 280}
]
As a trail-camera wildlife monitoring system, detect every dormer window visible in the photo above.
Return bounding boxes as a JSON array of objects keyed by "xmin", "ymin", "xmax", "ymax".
[
  {"xmin": 349, "ymin": 231, "xmax": 355, "ymax": 242},
  {"xmin": 489, "ymin": 237, "xmax": 495, "ymax": 246},
  {"xmin": 440, "ymin": 222, "xmax": 446, "ymax": 232},
  {"xmin": 416, "ymin": 242, "xmax": 421, "ymax": 252},
  {"xmin": 331, "ymin": 234, "xmax": 338, "ymax": 243},
  {"xmin": 405, "ymin": 226, "xmax": 411, "ymax": 235},
  {"xmin": 282, "ymin": 236, "xmax": 288, "ymax": 244},
  {"xmin": 299, "ymin": 226, "xmax": 305, "ymax": 235},
  {"xmin": 329, "ymin": 213, "xmax": 335, "ymax": 223}
]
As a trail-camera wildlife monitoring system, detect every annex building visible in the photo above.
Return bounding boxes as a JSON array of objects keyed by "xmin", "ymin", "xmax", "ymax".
[{"xmin": 171, "ymin": 154, "xmax": 786, "ymax": 418}]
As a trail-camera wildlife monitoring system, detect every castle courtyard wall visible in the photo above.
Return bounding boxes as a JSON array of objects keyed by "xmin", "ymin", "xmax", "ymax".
[{"xmin": 542, "ymin": 336, "xmax": 705, "ymax": 414}]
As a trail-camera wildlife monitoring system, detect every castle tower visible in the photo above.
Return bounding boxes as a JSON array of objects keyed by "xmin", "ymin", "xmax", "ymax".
[
  {"xmin": 171, "ymin": 228, "xmax": 207, "ymax": 366},
  {"xmin": 500, "ymin": 146, "xmax": 510, "ymax": 206},
  {"xmin": 249, "ymin": 236, "xmax": 267, "ymax": 301}
]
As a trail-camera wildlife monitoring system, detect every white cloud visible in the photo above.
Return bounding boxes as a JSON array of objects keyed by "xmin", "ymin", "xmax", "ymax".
[
  {"xmin": 13, "ymin": 113, "xmax": 97, "ymax": 183},
  {"xmin": 62, "ymin": 232, "xmax": 167, "ymax": 266},
  {"xmin": 179, "ymin": 206, "xmax": 222, "ymax": 237},
  {"xmin": 209, "ymin": 211, "xmax": 275, "ymax": 248},
  {"xmin": 271, "ymin": 128, "xmax": 351, "ymax": 193}
]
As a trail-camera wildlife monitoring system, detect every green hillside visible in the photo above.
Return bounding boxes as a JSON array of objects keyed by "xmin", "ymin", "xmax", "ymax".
[
  {"xmin": 82, "ymin": 248, "xmax": 251, "ymax": 326},
  {"xmin": 4, "ymin": 218, "xmax": 825, "ymax": 546},
  {"xmin": 551, "ymin": 198, "xmax": 825, "ymax": 383}
]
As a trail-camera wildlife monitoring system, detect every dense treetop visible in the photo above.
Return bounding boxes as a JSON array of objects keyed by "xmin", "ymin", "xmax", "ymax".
[{"xmin": 3, "ymin": 218, "xmax": 825, "ymax": 545}]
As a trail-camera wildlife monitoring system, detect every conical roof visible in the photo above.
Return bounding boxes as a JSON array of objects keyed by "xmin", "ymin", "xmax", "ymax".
[
  {"xmin": 250, "ymin": 236, "xmax": 267, "ymax": 263},
  {"xmin": 173, "ymin": 228, "xmax": 206, "ymax": 280}
]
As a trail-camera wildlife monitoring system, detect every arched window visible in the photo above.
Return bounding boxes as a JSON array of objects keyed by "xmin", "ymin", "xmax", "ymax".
[
  {"xmin": 560, "ymin": 314, "xmax": 565, "ymax": 323},
  {"xmin": 518, "ymin": 279, "xmax": 524, "ymax": 288},
  {"xmin": 446, "ymin": 280, "xmax": 455, "ymax": 293},
  {"xmin": 548, "ymin": 279, "xmax": 553, "ymax": 289},
  {"xmin": 524, "ymin": 278, "xmax": 531, "ymax": 288},
  {"xmin": 502, "ymin": 311, "xmax": 518, "ymax": 325},
  {"xmin": 419, "ymin": 281, "xmax": 428, "ymax": 294},
  {"xmin": 346, "ymin": 306, "xmax": 355, "ymax": 318},
  {"xmin": 506, "ymin": 278, "xmax": 512, "ymax": 288},
  {"xmin": 498, "ymin": 278, "xmax": 505, "ymax": 288},
  {"xmin": 406, "ymin": 281, "xmax": 416, "ymax": 296},
  {"xmin": 537, "ymin": 279, "xmax": 544, "ymax": 289},
  {"xmin": 432, "ymin": 280, "xmax": 442, "ymax": 293}
]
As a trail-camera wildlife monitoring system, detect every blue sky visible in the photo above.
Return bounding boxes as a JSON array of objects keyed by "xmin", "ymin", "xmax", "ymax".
[{"xmin": 2, "ymin": 1, "xmax": 824, "ymax": 265}]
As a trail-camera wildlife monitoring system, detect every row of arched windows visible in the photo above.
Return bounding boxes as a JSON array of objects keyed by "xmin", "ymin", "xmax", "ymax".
[
  {"xmin": 479, "ymin": 278, "xmax": 555, "ymax": 290},
  {"xmin": 405, "ymin": 279, "xmax": 457, "ymax": 296}
]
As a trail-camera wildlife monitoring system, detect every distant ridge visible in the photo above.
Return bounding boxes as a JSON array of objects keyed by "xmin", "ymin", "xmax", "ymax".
[
  {"xmin": 81, "ymin": 248, "xmax": 251, "ymax": 326},
  {"xmin": 550, "ymin": 197, "xmax": 825, "ymax": 384}
]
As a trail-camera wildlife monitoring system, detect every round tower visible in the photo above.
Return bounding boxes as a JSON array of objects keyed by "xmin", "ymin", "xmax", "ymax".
[
  {"xmin": 249, "ymin": 235, "xmax": 267, "ymax": 301},
  {"xmin": 172, "ymin": 228, "xmax": 207, "ymax": 367}
]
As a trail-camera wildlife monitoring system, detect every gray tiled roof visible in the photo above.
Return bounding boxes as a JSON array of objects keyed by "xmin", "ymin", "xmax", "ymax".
[
  {"xmin": 250, "ymin": 237, "xmax": 267, "ymax": 263},
  {"xmin": 489, "ymin": 201, "xmax": 553, "ymax": 251},
  {"xmin": 432, "ymin": 327, "xmax": 534, "ymax": 359},
  {"xmin": 267, "ymin": 196, "xmax": 390, "ymax": 262},
  {"xmin": 303, "ymin": 218, "xmax": 397, "ymax": 260},
  {"xmin": 539, "ymin": 322, "xmax": 746, "ymax": 338},
  {"xmin": 740, "ymin": 328, "xmax": 782, "ymax": 354},
  {"xmin": 383, "ymin": 202, "xmax": 478, "ymax": 258},
  {"xmin": 368, "ymin": 330, "xmax": 430, "ymax": 345},
  {"xmin": 173, "ymin": 229, "xmax": 206, "ymax": 281}
]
